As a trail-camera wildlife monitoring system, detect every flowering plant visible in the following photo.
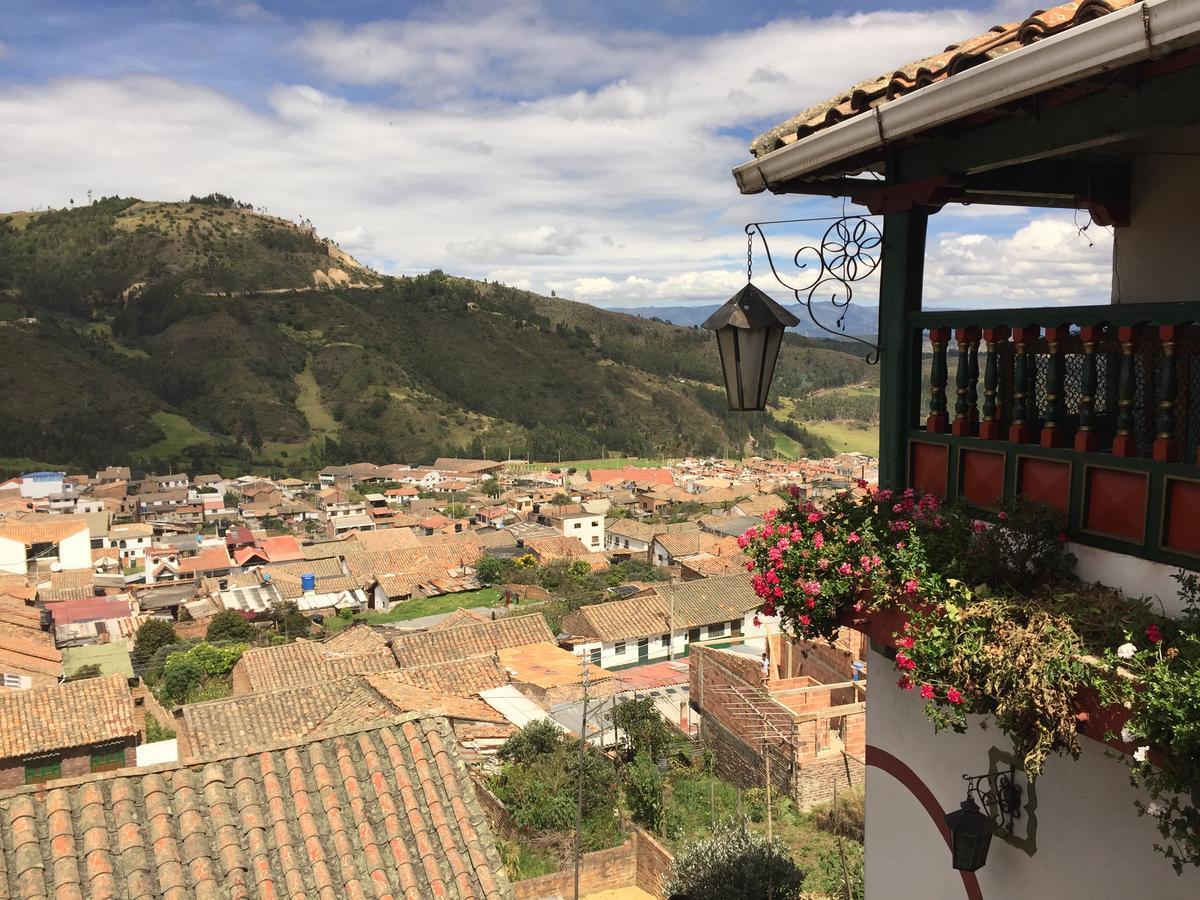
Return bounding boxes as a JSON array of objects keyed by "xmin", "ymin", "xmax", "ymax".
[
  {"xmin": 1103, "ymin": 571, "xmax": 1200, "ymax": 873},
  {"xmin": 739, "ymin": 486, "xmax": 944, "ymax": 642}
]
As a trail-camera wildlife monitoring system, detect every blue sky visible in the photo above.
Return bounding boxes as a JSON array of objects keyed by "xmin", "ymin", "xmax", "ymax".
[{"xmin": 0, "ymin": 1, "xmax": 1113, "ymax": 309}]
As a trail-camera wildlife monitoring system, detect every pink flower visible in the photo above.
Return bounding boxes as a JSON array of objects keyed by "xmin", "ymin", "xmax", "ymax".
[
  {"xmin": 799, "ymin": 614, "xmax": 810, "ymax": 627},
  {"xmin": 812, "ymin": 532, "xmax": 825, "ymax": 549},
  {"xmin": 945, "ymin": 688, "xmax": 963, "ymax": 705},
  {"xmin": 838, "ymin": 562, "xmax": 853, "ymax": 576},
  {"xmin": 856, "ymin": 479, "xmax": 868, "ymax": 489},
  {"xmin": 807, "ymin": 512, "xmax": 822, "ymax": 524},
  {"xmin": 895, "ymin": 636, "xmax": 914, "ymax": 649},
  {"xmin": 997, "ymin": 511, "xmax": 1008, "ymax": 521},
  {"xmin": 817, "ymin": 558, "xmax": 830, "ymax": 570},
  {"xmin": 919, "ymin": 683, "xmax": 934, "ymax": 700},
  {"xmin": 895, "ymin": 653, "xmax": 915, "ymax": 671},
  {"xmin": 788, "ymin": 484, "xmax": 801, "ymax": 498},
  {"xmin": 972, "ymin": 520, "xmax": 987, "ymax": 533},
  {"xmin": 847, "ymin": 532, "xmax": 860, "ymax": 544},
  {"xmin": 904, "ymin": 579, "xmax": 918, "ymax": 596},
  {"xmin": 744, "ymin": 561, "xmax": 755, "ymax": 571},
  {"xmin": 897, "ymin": 675, "xmax": 913, "ymax": 691},
  {"xmin": 1146, "ymin": 624, "xmax": 1163, "ymax": 644},
  {"xmin": 752, "ymin": 616, "xmax": 762, "ymax": 627},
  {"xmin": 806, "ymin": 598, "xmax": 816, "ymax": 609},
  {"xmin": 803, "ymin": 580, "xmax": 822, "ymax": 596},
  {"xmin": 763, "ymin": 509, "xmax": 776, "ymax": 524},
  {"xmin": 736, "ymin": 535, "xmax": 749, "ymax": 549}
]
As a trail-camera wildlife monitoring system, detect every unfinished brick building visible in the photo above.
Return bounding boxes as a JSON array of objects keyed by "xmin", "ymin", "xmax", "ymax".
[{"xmin": 689, "ymin": 628, "xmax": 866, "ymax": 809}]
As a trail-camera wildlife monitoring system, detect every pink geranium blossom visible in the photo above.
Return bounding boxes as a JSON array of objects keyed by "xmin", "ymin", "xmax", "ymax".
[
  {"xmin": 945, "ymin": 688, "xmax": 963, "ymax": 704},
  {"xmin": 919, "ymin": 683, "xmax": 935, "ymax": 700}
]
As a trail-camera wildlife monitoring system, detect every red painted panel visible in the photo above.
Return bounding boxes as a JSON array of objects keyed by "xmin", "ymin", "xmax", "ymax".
[
  {"xmin": 1017, "ymin": 458, "xmax": 1070, "ymax": 514},
  {"xmin": 1164, "ymin": 480, "xmax": 1200, "ymax": 556},
  {"xmin": 960, "ymin": 449, "xmax": 1005, "ymax": 508},
  {"xmin": 910, "ymin": 442, "xmax": 948, "ymax": 499},
  {"xmin": 1086, "ymin": 468, "xmax": 1147, "ymax": 543}
]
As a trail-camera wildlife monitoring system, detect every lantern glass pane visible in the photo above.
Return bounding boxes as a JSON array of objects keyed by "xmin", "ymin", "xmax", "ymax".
[
  {"xmin": 756, "ymin": 326, "xmax": 785, "ymax": 410},
  {"xmin": 715, "ymin": 328, "xmax": 740, "ymax": 408},
  {"xmin": 737, "ymin": 327, "xmax": 767, "ymax": 410}
]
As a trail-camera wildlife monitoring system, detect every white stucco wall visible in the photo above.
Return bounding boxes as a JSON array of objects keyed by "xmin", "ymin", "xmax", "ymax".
[
  {"xmin": 864, "ymin": 644, "xmax": 1200, "ymax": 899},
  {"xmin": 0, "ymin": 537, "xmax": 26, "ymax": 574},
  {"xmin": 1113, "ymin": 129, "xmax": 1200, "ymax": 304},
  {"xmin": 561, "ymin": 514, "xmax": 605, "ymax": 551},
  {"xmin": 57, "ymin": 529, "xmax": 92, "ymax": 570}
]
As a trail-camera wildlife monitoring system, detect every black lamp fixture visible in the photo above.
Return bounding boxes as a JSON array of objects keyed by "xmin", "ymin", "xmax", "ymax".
[
  {"xmin": 702, "ymin": 283, "xmax": 799, "ymax": 411},
  {"xmin": 944, "ymin": 769, "xmax": 1021, "ymax": 872}
]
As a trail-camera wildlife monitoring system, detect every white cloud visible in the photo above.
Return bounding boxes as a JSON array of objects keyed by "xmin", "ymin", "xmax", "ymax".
[
  {"xmin": 2, "ymin": 4, "xmax": 1107, "ymax": 311},
  {"xmin": 197, "ymin": 0, "xmax": 277, "ymax": 23}
]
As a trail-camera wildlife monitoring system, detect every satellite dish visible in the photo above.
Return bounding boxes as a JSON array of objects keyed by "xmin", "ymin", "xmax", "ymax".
[{"xmin": 50, "ymin": 562, "xmax": 61, "ymax": 572}]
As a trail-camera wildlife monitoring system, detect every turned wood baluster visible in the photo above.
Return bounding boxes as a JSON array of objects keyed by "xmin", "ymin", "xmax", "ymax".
[
  {"xmin": 1008, "ymin": 325, "xmax": 1039, "ymax": 443},
  {"xmin": 1040, "ymin": 324, "xmax": 1068, "ymax": 448},
  {"xmin": 1113, "ymin": 324, "xmax": 1139, "ymax": 458},
  {"xmin": 1074, "ymin": 324, "xmax": 1102, "ymax": 452},
  {"xmin": 953, "ymin": 326, "xmax": 981, "ymax": 436},
  {"xmin": 979, "ymin": 326, "xmax": 1009, "ymax": 440},
  {"xmin": 927, "ymin": 326, "xmax": 951, "ymax": 434},
  {"xmin": 1153, "ymin": 324, "xmax": 1181, "ymax": 462}
]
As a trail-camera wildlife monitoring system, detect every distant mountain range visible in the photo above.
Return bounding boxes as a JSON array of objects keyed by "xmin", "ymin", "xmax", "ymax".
[{"xmin": 605, "ymin": 302, "xmax": 879, "ymax": 338}]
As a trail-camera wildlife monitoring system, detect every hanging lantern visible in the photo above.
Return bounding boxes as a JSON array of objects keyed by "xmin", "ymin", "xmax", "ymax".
[
  {"xmin": 702, "ymin": 283, "xmax": 799, "ymax": 411},
  {"xmin": 944, "ymin": 797, "xmax": 995, "ymax": 872}
]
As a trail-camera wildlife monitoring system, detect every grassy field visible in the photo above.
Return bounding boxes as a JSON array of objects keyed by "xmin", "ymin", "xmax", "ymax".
[
  {"xmin": 771, "ymin": 430, "xmax": 802, "ymax": 459},
  {"xmin": 800, "ymin": 419, "xmax": 879, "ymax": 456},
  {"xmin": 295, "ymin": 359, "xmax": 338, "ymax": 434},
  {"xmin": 322, "ymin": 587, "xmax": 505, "ymax": 632},
  {"xmin": 139, "ymin": 411, "xmax": 214, "ymax": 458}
]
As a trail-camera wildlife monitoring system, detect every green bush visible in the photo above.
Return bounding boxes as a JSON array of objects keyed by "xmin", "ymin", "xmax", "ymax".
[
  {"xmin": 133, "ymin": 618, "xmax": 177, "ymax": 669},
  {"xmin": 145, "ymin": 712, "xmax": 176, "ymax": 743},
  {"xmin": 666, "ymin": 817, "xmax": 806, "ymax": 900},
  {"xmin": 206, "ymin": 610, "xmax": 256, "ymax": 643},
  {"xmin": 626, "ymin": 752, "xmax": 664, "ymax": 832},
  {"xmin": 160, "ymin": 654, "xmax": 204, "ymax": 705},
  {"xmin": 611, "ymin": 697, "xmax": 678, "ymax": 762},
  {"xmin": 809, "ymin": 840, "xmax": 864, "ymax": 900}
]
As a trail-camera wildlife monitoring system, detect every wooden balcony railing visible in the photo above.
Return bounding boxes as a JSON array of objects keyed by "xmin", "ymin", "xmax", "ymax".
[{"xmin": 904, "ymin": 301, "xmax": 1200, "ymax": 566}]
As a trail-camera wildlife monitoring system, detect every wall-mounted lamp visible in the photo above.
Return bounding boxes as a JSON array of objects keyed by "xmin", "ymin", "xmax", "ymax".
[{"xmin": 944, "ymin": 769, "xmax": 1021, "ymax": 872}]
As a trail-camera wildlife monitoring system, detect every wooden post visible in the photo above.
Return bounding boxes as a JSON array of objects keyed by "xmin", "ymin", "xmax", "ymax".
[
  {"xmin": 927, "ymin": 326, "xmax": 951, "ymax": 433},
  {"xmin": 1008, "ymin": 324, "xmax": 1040, "ymax": 443},
  {"xmin": 1075, "ymin": 324, "xmax": 1103, "ymax": 452},
  {"xmin": 1113, "ymin": 325, "xmax": 1139, "ymax": 458},
  {"xmin": 877, "ymin": 210, "xmax": 928, "ymax": 490},
  {"xmin": 1154, "ymin": 324, "xmax": 1181, "ymax": 462},
  {"xmin": 1040, "ymin": 324, "xmax": 1068, "ymax": 448},
  {"xmin": 953, "ymin": 326, "xmax": 981, "ymax": 436},
  {"xmin": 979, "ymin": 326, "xmax": 1009, "ymax": 440}
]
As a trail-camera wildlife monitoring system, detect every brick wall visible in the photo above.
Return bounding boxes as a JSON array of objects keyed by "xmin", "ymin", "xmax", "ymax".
[
  {"xmin": 513, "ymin": 838, "xmax": 637, "ymax": 900},
  {"xmin": 131, "ymin": 680, "xmax": 179, "ymax": 748},
  {"xmin": 699, "ymin": 712, "xmax": 794, "ymax": 798},
  {"xmin": 794, "ymin": 753, "xmax": 866, "ymax": 811},
  {"xmin": 633, "ymin": 827, "xmax": 673, "ymax": 897},
  {"xmin": 230, "ymin": 659, "xmax": 252, "ymax": 695}
]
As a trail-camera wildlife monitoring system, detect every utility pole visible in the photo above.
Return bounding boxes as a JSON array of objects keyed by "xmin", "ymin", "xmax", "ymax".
[
  {"xmin": 574, "ymin": 655, "xmax": 591, "ymax": 900},
  {"xmin": 764, "ymin": 728, "xmax": 773, "ymax": 842}
]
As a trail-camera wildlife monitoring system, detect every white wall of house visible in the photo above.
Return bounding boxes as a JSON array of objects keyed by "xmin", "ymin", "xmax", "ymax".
[
  {"xmin": 57, "ymin": 530, "xmax": 92, "ymax": 570},
  {"xmin": 1113, "ymin": 129, "xmax": 1200, "ymax": 304},
  {"xmin": 19, "ymin": 473, "xmax": 65, "ymax": 499},
  {"xmin": 573, "ymin": 610, "xmax": 777, "ymax": 669},
  {"xmin": 606, "ymin": 533, "xmax": 649, "ymax": 555},
  {"xmin": 0, "ymin": 536, "xmax": 26, "ymax": 574},
  {"xmin": 560, "ymin": 513, "xmax": 605, "ymax": 551},
  {"xmin": 863, "ymin": 643, "xmax": 1200, "ymax": 899}
]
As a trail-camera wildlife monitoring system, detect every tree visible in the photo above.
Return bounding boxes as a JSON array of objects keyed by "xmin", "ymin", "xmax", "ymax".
[
  {"xmin": 206, "ymin": 610, "xmax": 256, "ymax": 643},
  {"xmin": 160, "ymin": 654, "xmax": 205, "ymax": 704},
  {"xmin": 666, "ymin": 818, "xmax": 806, "ymax": 900},
  {"xmin": 445, "ymin": 502, "xmax": 468, "ymax": 518},
  {"xmin": 133, "ymin": 618, "xmax": 177, "ymax": 669},
  {"xmin": 612, "ymin": 697, "xmax": 678, "ymax": 762},
  {"xmin": 475, "ymin": 555, "xmax": 505, "ymax": 585},
  {"xmin": 625, "ymin": 752, "xmax": 664, "ymax": 832},
  {"xmin": 481, "ymin": 476, "xmax": 502, "ymax": 498},
  {"xmin": 223, "ymin": 490, "xmax": 239, "ymax": 509},
  {"xmin": 268, "ymin": 601, "xmax": 311, "ymax": 637}
]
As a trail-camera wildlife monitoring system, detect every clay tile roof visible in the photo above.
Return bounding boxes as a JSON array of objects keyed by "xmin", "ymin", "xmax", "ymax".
[
  {"xmin": 0, "ymin": 674, "xmax": 136, "ymax": 758},
  {"xmin": 393, "ymin": 655, "xmax": 509, "ymax": 697},
  {"xmin": 0, "ymin": 714, "xmax": 515, "ymax": 899},
  {"xmin": 0, "ymin": 631, "xmax": 63, "ymax": 683},
  {"xmin": 0, "ymin": 514, "xmax": 88, "ymax": 545},
  {"xmin": 176, "ymin": 545, "xmax": 233, "ymax": 575},
  {"xmin": 750, "ymin": 0, "xmax": 1137, "ymax": 157},
  {"xmin": 430, "ymin": 608, "xmax": 494, "ymax": 632},
  {"xmin": 390, "ymin": 613, "xmax": 555, "ymax": 668},
  {"xmin": 351, "ymin": 528, "xmax": 424, "ymax": 552},
  {"xmin": 561, "ymin": 595, "xmax": 672, "ymax": 644},
  {"xmin": 234, "ymin": 637, "xmax": 399, "ymax": 692}
]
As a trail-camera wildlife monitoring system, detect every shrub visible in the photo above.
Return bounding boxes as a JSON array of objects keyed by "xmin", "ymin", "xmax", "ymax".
[
  {"xmin": 498, "ymin": 720, "xmax": 564, "ymax": 763},
  {"xmin": 160, "ymin": 654, "xmax": 204, "ymax": 705},
  {"xmin": 809, "ymin": 840, "xmax": 864, "ymax": 900},
  {"xmin": 626, "ymin": 752, "xmax": 664, "ymax": 832},
  {"xmin": 206, "ymin": 610, "xmax": 256, "ymax": 643},
  {"xmin": 133, "ymin": 618, "xmax": 177, "ymax": 670},
  {"xmin": 812, "ymin": 787, "xmax": 865, "ymax": 843},
  {"xmin": 611, "ymin": 697, "xmax": 678, "ymax": 762},
  {"xmin": 665, "ymin": 817, "xmax": 805, "ymax": 900}
]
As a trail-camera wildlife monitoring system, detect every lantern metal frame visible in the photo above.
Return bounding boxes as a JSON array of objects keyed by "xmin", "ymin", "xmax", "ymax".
[
  {"xmin": 962, "ymin": 767, "xmax": 1022, "ymax": 837},
  {"xmin": 744, "ymin": 214, "xmax": 883, "ymax": 364}
]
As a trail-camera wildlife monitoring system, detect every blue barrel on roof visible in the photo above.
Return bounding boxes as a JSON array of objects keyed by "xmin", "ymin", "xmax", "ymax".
[{"xmin": 301, "ymin": 573, "xmax": 316, "ymax": 592}]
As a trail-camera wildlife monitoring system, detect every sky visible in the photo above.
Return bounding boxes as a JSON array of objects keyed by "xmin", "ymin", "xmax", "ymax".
[{"xmin": 0, "ymin": 0, "xmax": 1115, "ymax": 311}]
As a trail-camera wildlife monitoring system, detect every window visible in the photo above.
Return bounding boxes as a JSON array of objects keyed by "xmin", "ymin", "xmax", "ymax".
[
  {"xmin": 687, "ymin": 628, "xmax": 701, "ymax": 643},
  {"xmin": 661, "ymin": 634, "xmax": 670, "ymax": 647},
  {"xmin": 708, "ymin": 623, "xmax": 725, "ymax": 638},
  {"xmin": 591, "ymin": 536, "xmax": 600, "ymax": 546},
  {"xmin": 2, "ymin": 673, "xmax": 31, "ymax": 690},
  {"xmin": 591, "ymin": 521, "xmax": 599, "ymax": 527},
  {"xmin": 623, "ymin": 539, "xmax": 629, "ymax": 548},
  {"xmin": 590, "ymin": 648, "xmax": 602, "ymax": 666},
  {"xmin": 24, "ymin": 756, "xmax": 62, "ymax": 785},
  {"xmin": 574, "ymin": 522, "xmax": 582, "ymax": 529},
  {"xmin": 90, "ymin": 745, "xmax": 126, "ymax": 773},
  {"xmin": 615, "ymin": 641, "xmax": 626, "ymax": 655},
  {"xmin": 731, "ymin": 619, "xmax": 742, "ymax": 636}
]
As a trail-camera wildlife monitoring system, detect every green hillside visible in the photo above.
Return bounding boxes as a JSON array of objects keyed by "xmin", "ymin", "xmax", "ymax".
[{"xmin": 0, "ymin": 196, "xmax": 874, "ymax": 475}]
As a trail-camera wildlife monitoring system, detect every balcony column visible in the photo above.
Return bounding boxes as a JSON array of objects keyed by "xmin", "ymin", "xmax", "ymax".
[
  {"xmin": 1008, "ymin": 325, "xmax": 1040, "ymax": 443},
  {"xmin": 877, "ymin": 210, "xmax": 928, "ymax": 491},
  {"xmin": 952, "ymin": 326, "xmax": 981, "ymax": 437},
  {"xmin": 1075, "ymin": 325, "xmax": 1103, "ymax": 452},
  {"xmin": 979, "ymin": 326, "xmax": 1009, "ymax": 440},
  {"xmin": 1040, "ymin": 324, "xmax": 1069, "ymax": 448},
  {"xmin": 1153, "ymin": 324, "xmax": 1181, "ymax": 463},
  {"xmin": 927, "ymin": 326, "xmax": 951, "ymax": 434},
  {"xmin": 1113, "ymin": 325, "xmax": 1139, "ymax": 458}
]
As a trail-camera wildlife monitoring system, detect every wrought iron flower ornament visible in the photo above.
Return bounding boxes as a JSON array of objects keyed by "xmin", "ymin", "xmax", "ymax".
[{"xmin": 745, "ymin": 214, "xmax": 883, "ymax": 363}]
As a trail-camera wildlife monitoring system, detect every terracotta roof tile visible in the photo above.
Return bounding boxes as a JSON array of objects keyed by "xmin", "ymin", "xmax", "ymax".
[
  {"xmin": 0, "ymin": 715, "xmax": 514, "ymax": 899},
  {"xmin": 0, "ymin": 514, "xmax": 88, "ymax": 545},
  {"xmin": 430, "ymin": 608, "xmax": 493, "ymax": 632},
  {"xmin": 390, "ymin": 614, "xmax": 555, "ymax": 668},
  {"xmin": 234, "ymin": 639, "xmax": 399, "ymax": 693},
  {"xmin": 750, "ymin": 0, "xmax": 1137, "ymax": 156},
  {"xmin": 393, "ymin": 656, "xmax": 509, "ymax": 697},
  {"xmin": 0, "ymin": 674, "xmax": 136, "ymax": 757}
]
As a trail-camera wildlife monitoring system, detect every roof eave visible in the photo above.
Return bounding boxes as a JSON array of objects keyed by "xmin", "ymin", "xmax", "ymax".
[{"xmin": 733, "ymin": 0, "xmax": 1200, "ymax": 195}]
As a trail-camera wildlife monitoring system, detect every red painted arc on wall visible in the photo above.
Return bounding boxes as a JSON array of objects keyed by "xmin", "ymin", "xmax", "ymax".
[{"xmin": 866, "ymin": 744, "xmax": 984, "ymax": 900}]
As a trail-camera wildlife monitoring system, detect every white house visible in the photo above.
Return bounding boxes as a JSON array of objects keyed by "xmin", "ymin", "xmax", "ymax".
[
  {"xmin": 0, "ymin": 516, "xmax": 92, "ymax": 575},
  {"xmin": 19, "ymin": 472, "xmax": 66, "ymax": 500},
  {"xmin": 539, "ymin": 504, "xmax": 605, "ymax": 552},
  {"xmin": 103, "ymin": 523, "xmax": 154, "ymax": 566}
]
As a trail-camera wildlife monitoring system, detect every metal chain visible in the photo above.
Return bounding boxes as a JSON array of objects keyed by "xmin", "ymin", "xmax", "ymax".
[{"xmin": 747, "ymin": 230, "xmax": 753, "ymax": 282}]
